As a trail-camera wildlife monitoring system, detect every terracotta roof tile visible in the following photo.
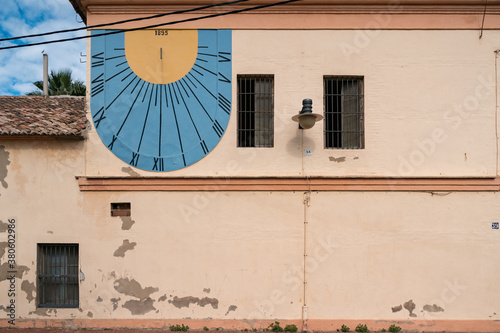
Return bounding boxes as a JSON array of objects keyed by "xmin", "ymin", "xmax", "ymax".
[{"xmin": 0, "ymin": 96, "xmax": 89, "ymax": 138}]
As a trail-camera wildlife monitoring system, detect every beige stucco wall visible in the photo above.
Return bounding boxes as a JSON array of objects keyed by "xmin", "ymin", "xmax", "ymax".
[{"xmin": 2, "ymin": 171, "xmax": 500, "ymax": 325}]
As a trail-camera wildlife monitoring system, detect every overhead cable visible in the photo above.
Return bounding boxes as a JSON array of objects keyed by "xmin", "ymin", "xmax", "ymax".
[
  {"xmin": 0, "ymin": 0, "xmax": 249, "ymax": 43},
  {"xmin": 0, "ymin": 0, "xmax": 302, "ymax": 51}
]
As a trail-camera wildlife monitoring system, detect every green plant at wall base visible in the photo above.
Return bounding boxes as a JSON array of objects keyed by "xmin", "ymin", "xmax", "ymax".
[
  {"xmin": 388, "ymin": 325, "xmax": 401, "ymax": 333},
  {"xmin": 340, "ymin": 324, "xmax": 350, "ymax": 332},
  {"xmin": 284, "ymin": 325, "xmax": 298, "ymax": 332},
  {"xmin": 204, "ymin": 327, "xmax": 209, "ymax": 331},
  {"xmin": 355, "ymin": 324, "xmax": 369, "ymax": 332},
  {"xmin": 170, "ymin": 324, "xmax": 189, "ymax": 331},
  {"xmin": 268, "ymin": 322, "xmax": 284, "ymax": 332}
]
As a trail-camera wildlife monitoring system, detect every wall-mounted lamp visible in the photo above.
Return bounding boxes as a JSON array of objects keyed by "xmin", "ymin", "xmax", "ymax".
[{"xmin": 291, "ymin": 99, "xmax": 324, "ymax": 129}]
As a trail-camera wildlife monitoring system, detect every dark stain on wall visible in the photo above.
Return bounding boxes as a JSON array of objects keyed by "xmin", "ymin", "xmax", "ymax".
[
  {"xmin": 87, "ymin": 311, "xmax": 94, "ymax": 318},
  {"xmin": 114, "ymin": 277, "xmax": 159, "ymax": 314},
  {"xmin": 110, "ymin": 297, "xmax": 121, "ymax": 311},
  {"xmin": 113, "ymin": 240, "xmax": 137, "ymax": 258},
  {"xmin": 0, "ymin": 262, "xmax": 29, "ymax": 281},
  {"xmin": 423, "ymin": 304, "xmax": 444, "ymax": 312},
  {"xmin": 120, "ymin": 216, "xmax": 135, "ymax": 230},
  {"xmin": 158, "ymin": 294, "xmax": 168, "ymax": 302},
  {"xmin": 0, "ymin": 145, "xmax": 10, "ymax": 189},
  {"xmin": 121, "ymin": 167, "xmax": 140, "ymax": 177},
  {"xmin": 97, "ymin": 296, "xmax": 103, "ymax": 302},
  {"xmin": 29, "ymin": 308, "xmax": 55, "ymax": 317},
  {"xmin": 122, "ymin": 297, "xmax": 156, "ymax": 315},
  {"xmin": 21, "ymin": 280, "xmax": 36, "ymax": 303},
  {"xmin": 404, "ymin": 300, "xmax": 417, "ymax": 317},
  {"xmin": 392, "ymin": 304, "xmax": 403, "ymax": 312},
  {"xmin": 0, "ymin": 242, "xmax": 7, "ymax": 258},
  {"xmin": 0, "ymin": 220, "xmax": 8, "ymax": 232},
  {"xmin": 169, "ymin": 296, "xmax": 219, "ymax": 309},
  {"xmin": 225, "ymin": 305, "xmax": 237, "ymax": 316},
  {"xmin": 114, "ymin": 278, "xmax": 158, "ymax": 299},
  {"xmin": 329, "ymin": 156, "xmax": 346, "ymax": 163},
  {"xmin": 203, "ymin": 288, "xmax": 211, "ymax": 293}
]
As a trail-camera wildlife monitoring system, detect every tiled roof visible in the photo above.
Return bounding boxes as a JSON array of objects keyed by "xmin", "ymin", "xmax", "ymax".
[{"xmin": 0, "ymin": 96, "xmax": 88, "ymax": 138}]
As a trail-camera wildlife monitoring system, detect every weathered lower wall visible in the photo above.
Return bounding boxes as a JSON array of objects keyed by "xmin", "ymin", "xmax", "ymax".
[{"xmin": 2, "ymin": 140, "xmax": 500, "ymax": 331}]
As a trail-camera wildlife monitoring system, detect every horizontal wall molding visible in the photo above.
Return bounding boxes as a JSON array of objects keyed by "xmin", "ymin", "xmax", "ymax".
[
  {"xmin": 77, "ymin": 176, "xmax": 500, "ymax": 192},
  {"xmin": 84, "ymin": 1, "xmax": 500, "ymax": 29}
]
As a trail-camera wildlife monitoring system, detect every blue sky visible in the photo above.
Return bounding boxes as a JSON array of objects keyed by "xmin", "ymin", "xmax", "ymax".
[{"xmin": 0, "ymin": 0, "xmax": 86, "ymax": 95}]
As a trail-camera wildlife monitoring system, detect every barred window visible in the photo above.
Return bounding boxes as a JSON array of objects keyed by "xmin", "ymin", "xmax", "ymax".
[
  {"xmin": 37, "ymin": 244, "xmax": 79, "ymax": 308},
  {"xmin": 324, "ymin": 76, "xmax": 364, "ymax": 149},
  {"xmin": 237, "ymin": 75, "xmax": 274, "ymax": 147}
]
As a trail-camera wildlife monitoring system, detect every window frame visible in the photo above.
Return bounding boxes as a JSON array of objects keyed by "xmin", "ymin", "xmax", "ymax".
[
  {"xmin": 237, "ymin": 74, "xmax": 275, "ymax": 148},
  {"xmin": 37, "ymin": 243, "xmax": 79, "ymax": 308},
  {"xmin": 323, "ymin": 76, "xmax": 365, "ymax": 149}
]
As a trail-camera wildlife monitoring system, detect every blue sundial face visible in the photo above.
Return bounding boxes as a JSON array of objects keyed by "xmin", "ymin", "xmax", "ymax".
[{"xmin": 90, "ymin": 29, "xmax": 232, "ymax": 172}]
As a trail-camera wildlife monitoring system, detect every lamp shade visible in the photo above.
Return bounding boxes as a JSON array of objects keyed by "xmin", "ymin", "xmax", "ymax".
[{"xmin": 291, "ymin": 99, "xmax": 324, "ymax": 129}]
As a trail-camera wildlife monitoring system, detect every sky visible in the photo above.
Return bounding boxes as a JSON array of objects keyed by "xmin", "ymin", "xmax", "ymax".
[{"xmin": 0, "ymin": 0, "xmax": 86, "ymax": 95}]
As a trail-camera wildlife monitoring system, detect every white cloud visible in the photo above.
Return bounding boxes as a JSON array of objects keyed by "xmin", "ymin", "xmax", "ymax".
[{"xmin": 0, "ymin": 0, "xmax": 86, "ymax": 95}]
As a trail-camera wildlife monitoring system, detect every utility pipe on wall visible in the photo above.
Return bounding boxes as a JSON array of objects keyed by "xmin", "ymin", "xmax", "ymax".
[{"xmin": 302, "ymin": 190, "xmax": 310, "ymax": 330}]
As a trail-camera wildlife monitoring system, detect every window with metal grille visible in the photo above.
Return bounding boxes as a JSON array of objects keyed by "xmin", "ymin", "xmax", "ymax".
[
  {"xmin": 237, "ymin": 75, "xmax": 274, "ymax": 147},
  {"xmin": 37, "ymin": 244, "xmax": 79, "ymax": 308},
  {"xmin": 324, "ymin": 76, "xmax": 364, "ymax": 149}
]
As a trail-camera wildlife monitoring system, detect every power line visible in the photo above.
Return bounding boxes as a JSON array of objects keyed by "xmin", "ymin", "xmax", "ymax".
[
  {"xmin": 0, "ymin": 0, "xmax": 302, "ymax": 51},
  {"xmin": 0, "ymin": 0, "xmax": 249, "ymax": 43}
]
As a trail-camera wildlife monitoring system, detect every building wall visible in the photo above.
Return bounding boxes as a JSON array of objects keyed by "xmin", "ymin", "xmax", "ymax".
[
  {"xmin": 85, "ymin": 29, "xmax": 499, "ymax": 178},
  {"xmin": 2, "ymin": 3, "xmax": 500, "ymax": 331}
]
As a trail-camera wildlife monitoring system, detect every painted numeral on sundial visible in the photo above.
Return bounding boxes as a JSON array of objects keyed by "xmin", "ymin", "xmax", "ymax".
[
  {"xmin": 108, "ymin": 135, "xmax": 117, "ymax": 150},
  {"xmin": 91, "ymin": 52, "xmax": 104, "ymax": 67},
  {"xmin": 153, "ymin": 157, "xmax": 164, "ymax": 171},
  {"xmin": 218, "ymin": 52, "xmax": 231, "ymax": 62},
  {"xmin": 130, "ymin": 152, "xmax": 139, "ymax": 167},
  {"xmin": 201, "ymin": 140, "xmax": 208, "ymax": 155},
  {"xmin": 91, "ymin": 73, "xmax": 104, "ymax": 97},
  {"xmin": 218, "ymin": 93, "xmax": 231, "ymax": 115},
  {"xmin": 93, "ymin": 107, "xmax": 106, "ymax": 129},
  {"xmin": 218, "ymin": 72, "xmax": 231, "ymax": 84},
  {"xmin": 213, "ymin": 120, "xmax": 224, "ymax": 138}
]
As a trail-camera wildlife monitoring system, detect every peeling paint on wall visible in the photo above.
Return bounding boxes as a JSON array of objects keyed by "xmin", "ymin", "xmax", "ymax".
[
  {"xmin": 123, "ymin": 297, "xmax": 156, "ymax": 315},
  {"xmin": 121, "ymin": 166, "xmax": 140, "ymax": 177},
  {"xmin": 225, "ymin": 305, "xmax": 237, "ymax": 315},
  {"xmin": 114, "ymin": 278, "xmax": 159, "ymax": 299},
  {"xmin": 0, "ymin": 145, "xmax": 10, "ymax": 189},
  {"xmin": 110, "ymin": 297, "xmax": 121, "ymax": 311},
  {"xmin": 169, "ymin": 296, "xmax": 219, "ymax": 309},
  {"xmin": 329, "ymin": 156, "xmax": 346, "ymax": 163},
  {"xmin": 0, "ymin": 241, "xmax": 7, "ymax": 258},
  {"xmin": 0, "ymin": 220, "xmax": 7, "ymax": 232},
  {"xmin": 28, "ymin": 308, "xmax": 56, "ymax": 317},
  {"xmin": 423, "ymin": 304, "xmax": 444, "ymax": 312},
  {"xmin": 21, "ymin": 280, "xmax": 36, "ymax": 303},
  {"xmin": 113, "ymin": 239, "xmax": 137, "ymax": 257},
  {"xmin": 392, "ymin": 304, "xmax": 403, "ymax": 312},
  {"xmin": 120, "ymin": 216, "xmax": 135, "ymax": 230},
  {"xmin": 404, "ymin": 300, "xmax": 417, "ymax": 317}
]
